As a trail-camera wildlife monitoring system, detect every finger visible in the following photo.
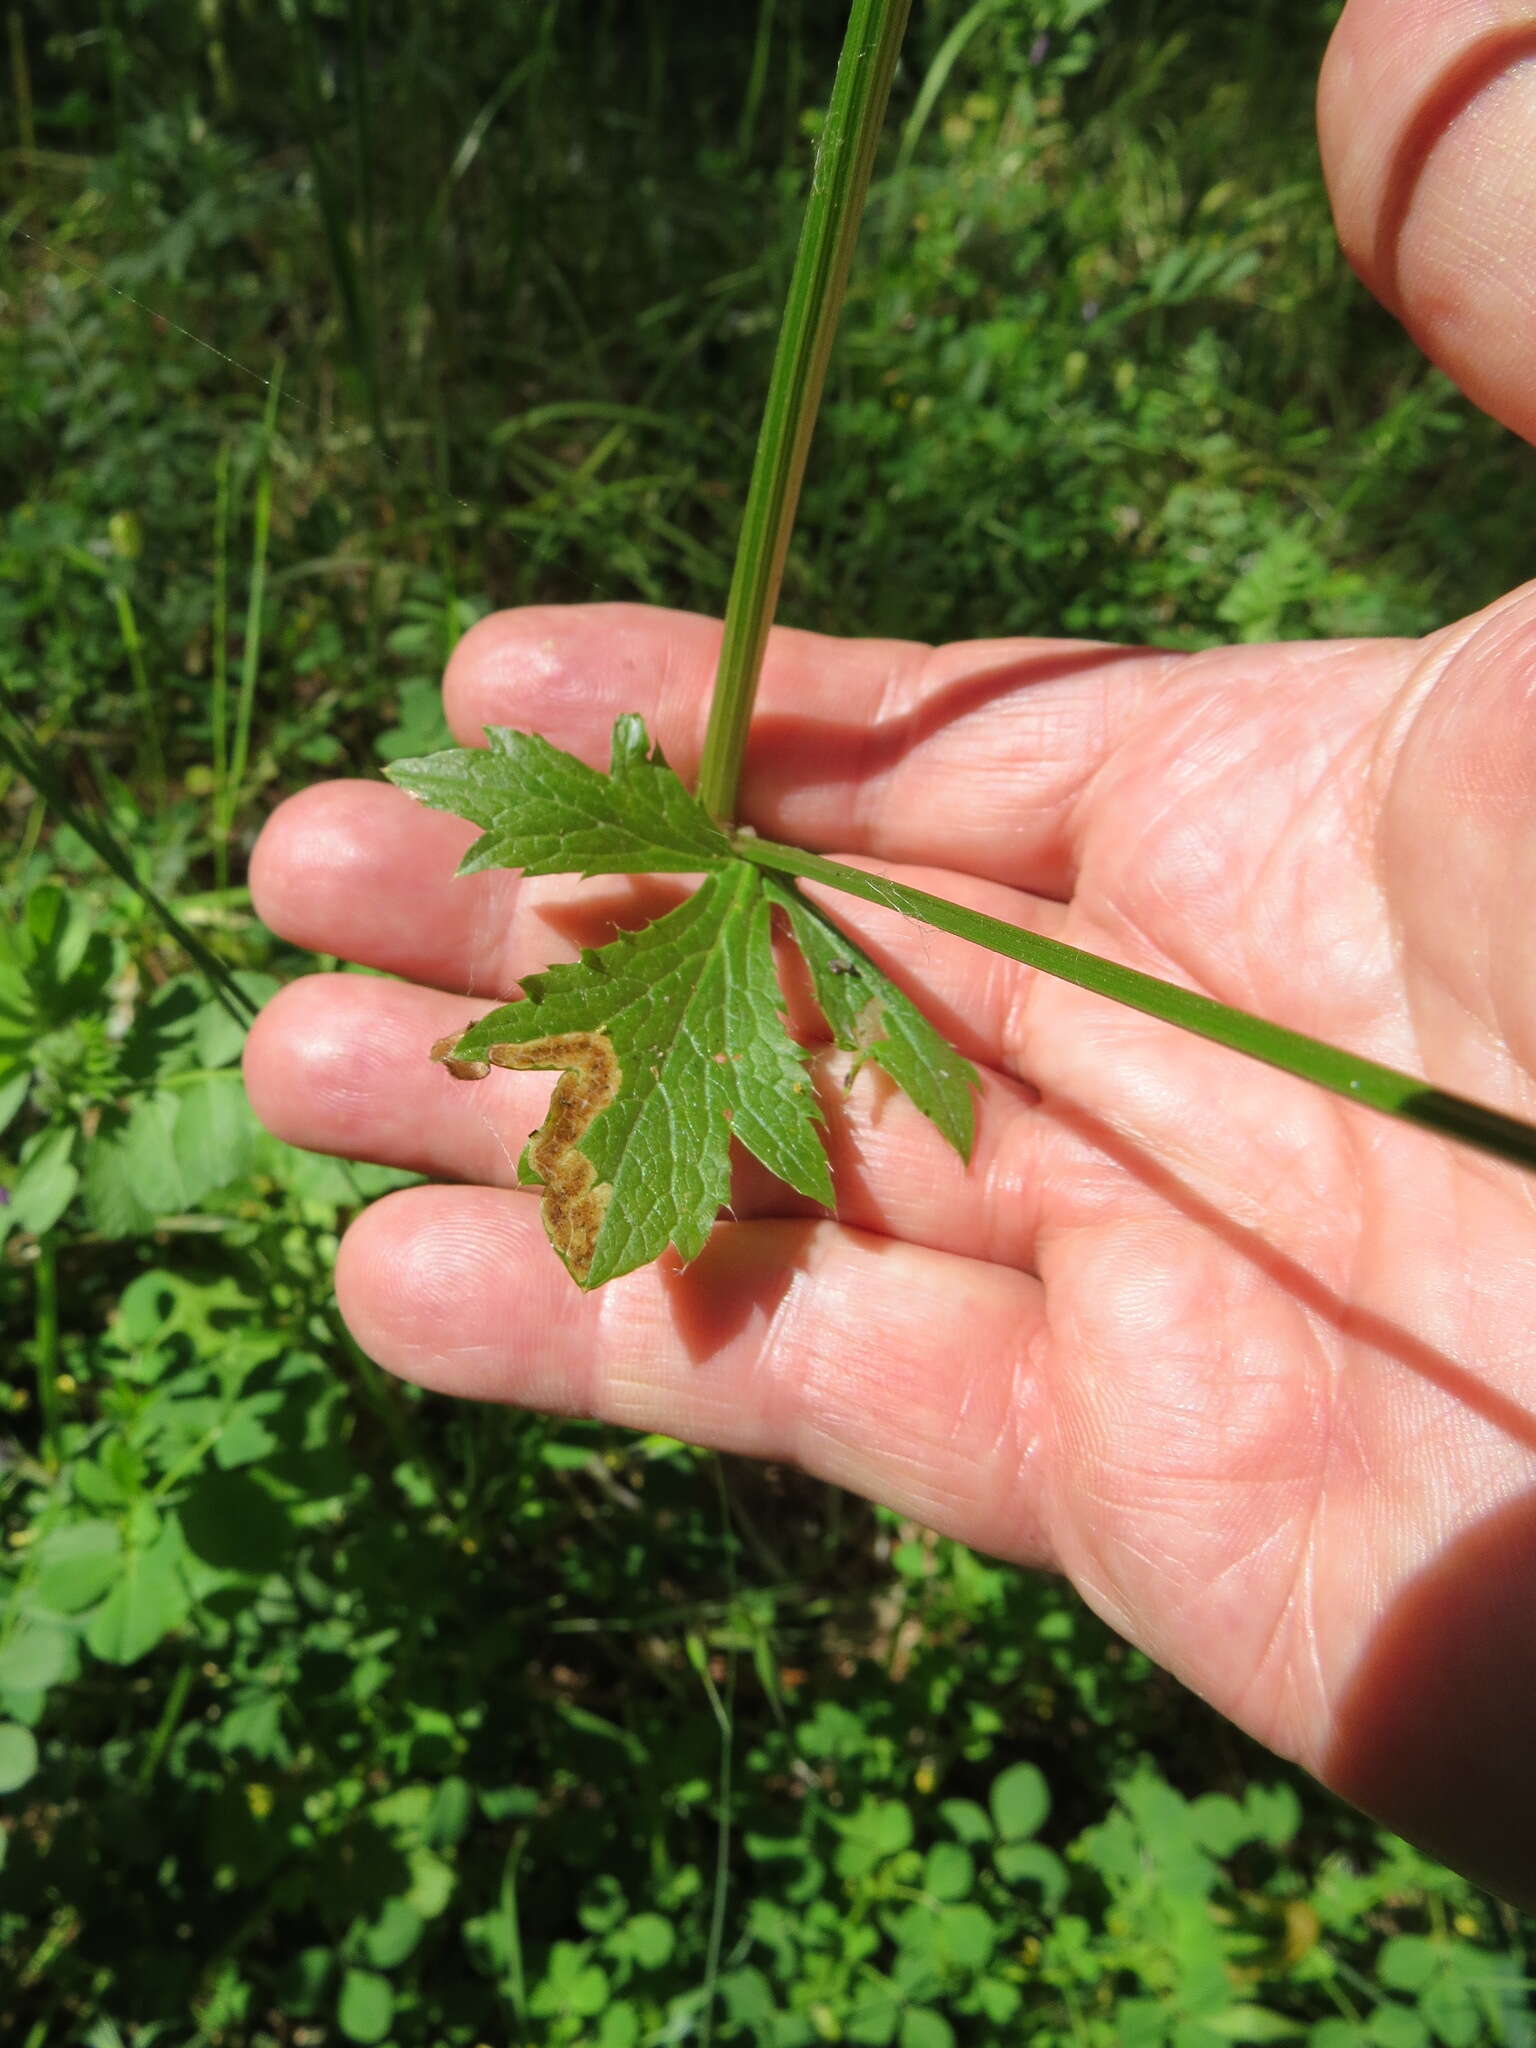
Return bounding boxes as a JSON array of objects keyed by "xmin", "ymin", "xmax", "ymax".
[
  {"xmin": 336, "ymin": 1185, "xmax": 1055, "ymax": 1564},
  {"xmin": 246, "ymin": 773, "xmax": 1074, "ymax": 1073},
  {"xmin": 249, "ymin": 777, "xmax": 698, "ymax": 998},
  {"xmin": 1319, "ymin": 0, "xmax": 1536, "ymax": 445},
  {"xmin": 444, "ymin": 602, "xmax": 1172, "ymax": 897},
  {"xmin": 244, "ymin": 971, "xmax": 1053, "ymax": 1272}
]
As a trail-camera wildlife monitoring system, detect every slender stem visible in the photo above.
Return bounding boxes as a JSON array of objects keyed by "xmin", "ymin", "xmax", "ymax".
[
  {"xmin": 210, "ymin": 438, "xmax": 232, "ymax": 886},
  {"xmin": 33, "ymin": 1237, "xmax": 60, "ymax": 1472},
  {"xmin": 220, "ymin": 361, "xmax": 282, "ymax": 859},
  {"xmin": 737, "ymin": 834, "xmax": 1536, "ymax": 1176},
  {"xmin": 108, "ymin": 579, "xmax": 165, "ymax": 798},
  {"xmin": 136, "ymin": 1655, "xmax": 196, "ymax": 1791},
  {"xmin": 695, "ymin": 0, "xmax": 911, "ymax": 825},
  {"xmin": 9, "ymin": 9, "xmax": 36, "ymax": 161},
  {"xmin": 499, "ymin": 1829, "xmax": 529, "ymax": 2028}
]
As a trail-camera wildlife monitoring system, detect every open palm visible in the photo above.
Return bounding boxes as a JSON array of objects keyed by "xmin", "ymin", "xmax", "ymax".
[{"xmin": 247, "ymin": 0, "xmax": 1536, "ymax": 1900}]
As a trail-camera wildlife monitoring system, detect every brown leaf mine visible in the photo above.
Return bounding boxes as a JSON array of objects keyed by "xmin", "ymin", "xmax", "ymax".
[
  {"xmin": 431, "ymin": 1032, "xmax": 492, "ymax": 1080},
  {"xmin": 433, "ymin": 1030, "xmax": 620, "ymax": 1284}
]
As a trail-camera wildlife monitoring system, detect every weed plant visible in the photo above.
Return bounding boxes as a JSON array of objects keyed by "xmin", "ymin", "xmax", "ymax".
[{"xmin": 3, "ymin": 1, "xmax": 1535, "ymax": 2041}]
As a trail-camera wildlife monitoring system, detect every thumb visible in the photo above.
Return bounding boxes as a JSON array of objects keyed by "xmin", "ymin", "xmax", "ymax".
[{"xmin": 1318, "ymin": 0, "xmax": 1536, "ymax": 447}]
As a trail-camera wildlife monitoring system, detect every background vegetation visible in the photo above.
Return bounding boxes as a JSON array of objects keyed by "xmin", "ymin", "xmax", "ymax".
[{"xmin": 4, "ymin": 0, "xmax": 1536, "ymax": 2041}]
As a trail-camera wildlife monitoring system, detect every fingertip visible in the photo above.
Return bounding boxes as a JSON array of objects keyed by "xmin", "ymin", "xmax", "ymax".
[
  {"xmin": 442, "ymin": 601, "xmax": 721, "ymax": 762},
  {"xmin": 1318, "ymin": 0, "xmax": 1536, "ymax": 444},
  {"xmin": 242, "ymin": 972, "xmax": 371, "ymax": 1148},
  {"xmin": 251, "ymin": 780, "xmax": 474, "ymax": 947},
  {"xmin": 248, "ymin": 781, "xmax": 362, "ymax": 938},
  {"xmin": 335, "ymin": 1185, "xmax": 580, "ymax": 1402}
]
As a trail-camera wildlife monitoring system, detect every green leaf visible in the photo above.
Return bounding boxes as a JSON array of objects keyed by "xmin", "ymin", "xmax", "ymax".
[
  {"xmin": 82, "ymin": 1094, "xmax": 187, "ymax": 1236},
  {"xmin": 0, "ymin": 1063, "xmax": 30, "ymax": 1138},
  {"xmin": 531, "ymin": 1941, "xmax": 610, "ymax": 2019},
  {"xmin": 598, "ymin": 2004, "xmax": 641, "ymax": 2048},
  {"xmin": 1190, "ymin": 1792, "xmax": 1250, "ymax": 1857},
  {"xmin": 1379, "ymin": 1939, "xmax": 1442, "ymax": 1995},
  {"xmin": 922, "ymin": 1842, "xmax": 974, "ymax": 1902},
  {"xmin": 172, "ymin": 1071, "xmax": 258, "ymax": 1201},
  {"xmin": 1243, "ymin": 1781, "xmax": 1300, "ymax": 1850},
  {"xmin": 900, "ymin": 2011, "xmax": 955, "ymax": 2048},
  {"xmin": 356, "ymin": 1897, "xmax": 424, "ymax": 1970},
  {"xmin": 937, "ymin": 1798, "xmax": 993, "ymax": 1846},
  {"xmin": 336, "ymin": 1967, "xmax": 395, "ymax": 2044},
  {"xmin": 846, "ymin": 1980, "xmax": 901, "ymax": 2046},
  {"xmin": 991, "ymin": 1839, "xmax": 1067, "ymax": 1910},
  {"xmin": 176, "ymin": 1469, "xmax": 294, "ymax": 1577},
  {"xmin": 976, "ymin": 1978, "xmax": 1022, "ymax": 2026},
  {"xmin": 398, "ymin": 717, "xmax": 977, "ymax": 1287},
  {"xmin": 767, "ymin": 877, "xmax": 975, "ymax": 1158},
  {"xmin": 31, "ymin": 1520, "xmax": 124, "ymax": 1614},
  {"xmin": 718, "ymin": 1968, "xmax": 776, "ymax": 2027},
  {"xmin": 8, "ymin": 1125, "xmax": 78, "ymax": 1236},
  {"xmin": 84, "ymin": 1522, "xmax": 192, "ymax": 1664},
  {"xmin": 833, "ymin": 1797, "xmax": 914, "ymax": 1880},
  {"xmin": 387, "ymin": 715, "xmax": 733, "ymax": 878},
  {"xmin": 989, "ymin": 1762, "xmax": 1050, "ymax": 1842},
  {"xmin": 0, "ymin": 1722, "xmax": 39, "ymax": 1792},
  {"xmin": 277, "ymin": 1949, "xmax": 335, "ymax": 2017},
  {"xmin": 1366, "ymin": 2010, "xmax": 1430, "ymax": 2048},
  {"xmin": 1199, "ymin": 2008, "xmax": 1306, "ymax": 2042},
  {"xmin": 932, "ymin": 1903, "xmax": 996, "ymax": 1972},
  {"xmin": 440, "ymin": 861, "xmax": 832, "ymax": 1287},
  {"xmin": 405, "ymin": 1845, "xmax": 457, "ymax": 1920},
  {"xmin": 1419, "ymin": 1975, "xmax": 1480, "ymax": 2048},
  {"xmin": 193, "ymin": 974, "xmax": 278, "ymax": 1067},
  {"xmin": 611, "ymin": 1911, "xmax": 675, "ymax": 1970},
  {"xmin": 0, "ymin": 1622, "xmax": 71, "ymax": 1693}
]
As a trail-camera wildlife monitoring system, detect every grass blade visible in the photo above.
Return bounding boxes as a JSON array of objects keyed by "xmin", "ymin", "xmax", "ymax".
[
  {"xmin": 738, "ymin": 834, "xmax": 1536, "ymax": 1175},
  {"xmin": 696, "ymin": 0, "xmax": 912, "ymax": 824},
  {"xmin": 209, "ymin": 438, "xmax": 231, "ymax": 820},
  {"xmin": 0, "ymin": 685, "xmax": 257, "ymax": 1028},
  {"xmin": 216, "ymin": 363, "xmax": 282, "ymax": 875}
]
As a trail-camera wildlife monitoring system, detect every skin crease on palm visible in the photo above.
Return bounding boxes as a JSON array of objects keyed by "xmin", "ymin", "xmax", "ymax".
[{"xmin": 245, "ymin": 0, "xmax": 1536, "ymax": 1904}]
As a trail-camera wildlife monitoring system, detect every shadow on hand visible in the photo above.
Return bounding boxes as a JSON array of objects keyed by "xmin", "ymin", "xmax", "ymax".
[
  {"xmin": 746, "ymin": 642, "xmax": 1151, "ymax": 809},
  {"xmin": 658, "ymin": 1217, "xmax": 823, "ymax": 1367},
  {"xmin": 1054, "ymin": 1099, "xmax": 1536, "ymax": 1457},
  {"xmin": 535, "ymin": 872, "xmax": 693, "ymax": 954}
]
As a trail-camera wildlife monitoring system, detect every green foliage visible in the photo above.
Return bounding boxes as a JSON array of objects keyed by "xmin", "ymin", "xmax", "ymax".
[
  {"xmin": 440, "ymin": 861, "xmax": 839, "ymax": 1286},
  {"xmin": 390, "ymin": 715, "xmax": 735, "ymax": 881},
  {"xmin": 390, "ymin": 717, "xmax": 975, "ymax": 1282},
  {"xmin": 4, "ymin": 0, "xmax": 1536, "ymax": 2040}
]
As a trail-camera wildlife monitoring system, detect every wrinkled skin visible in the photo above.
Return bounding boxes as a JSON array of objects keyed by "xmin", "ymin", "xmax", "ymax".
[{"xmin": 247, "ymin": 0, "xmax": 1536, "ymax": 1902}]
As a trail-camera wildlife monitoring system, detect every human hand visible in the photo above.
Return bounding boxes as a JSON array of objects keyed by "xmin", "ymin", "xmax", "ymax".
[{"xmin": 246, "ymin": 0, "xmax": 1536, "ymax": 1902}]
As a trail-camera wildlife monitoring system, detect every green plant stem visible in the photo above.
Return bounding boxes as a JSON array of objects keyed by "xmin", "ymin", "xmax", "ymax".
[
  {"xmin": 136, "ymin": 1654, "xmax": 196, "ymax": 1790},
  {"xmin": 738, "ymin": 835, "xmax": 1536, "ymax": 1175},
  {"xmin": 695, "ymin": 0, "xmax": 911, "ymax": 825},
  {"xmin": 218, "ymin": 363, "xmax": 282, "ymax": 864},
  {"xmin": 107, "ymin": 579, "xmax": 165, "ymax": 796},
  {"xmin": 9, "ymin": 9, "xmax": 35, "ymax": 160},
  {"xmin": 210, "ymin": 437, "xmax": 232, "ymax": 882},
  {"xmin": 32, "ymin": 1237, "xmax": 60, "ymax": 1472}
]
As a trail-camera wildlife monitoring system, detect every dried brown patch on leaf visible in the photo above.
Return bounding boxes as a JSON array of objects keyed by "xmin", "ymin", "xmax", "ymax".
[
  {"xmin": 478, "ymin": 1032, "xmax": 622, "ymax": 1284},
  {"xmin": 431, "ymin": 1032, "xmax": 492, "ymax": 1080}
]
